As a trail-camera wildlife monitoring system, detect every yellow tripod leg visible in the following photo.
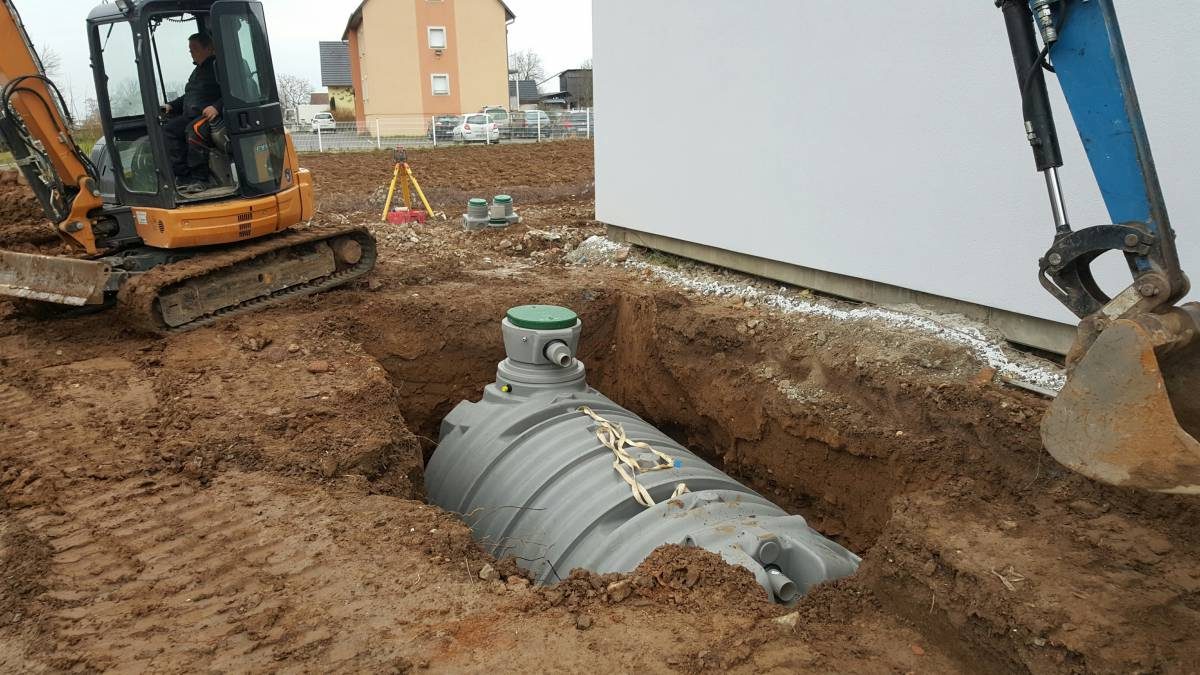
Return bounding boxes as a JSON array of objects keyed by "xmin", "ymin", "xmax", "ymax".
[
  {"xmin": 406, "ymin": 167, "xmax": 437, "ymax": 218},
  {"xmin": 400, "ymin": 173, "xmax": 413, "ymax": 210},
  {"xmin": 381, "ymin": 163, "xmax": 402, "ymax": 222}
]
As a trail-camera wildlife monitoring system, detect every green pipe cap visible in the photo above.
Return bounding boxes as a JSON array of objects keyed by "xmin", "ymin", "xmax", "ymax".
[
  {"xmin": 506, "ymin": 305, "xmax": 578, "ymax": 330},
  {"xmin": 494, "ymin": 195, "xmax": 513, "ymax": 204},
  {"xmin": 469, "ymin": 198, "xmax": 488, "ymax": 206}
]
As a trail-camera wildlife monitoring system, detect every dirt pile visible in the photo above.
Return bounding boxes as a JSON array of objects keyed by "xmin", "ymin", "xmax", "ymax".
[
  {"xmin": 0, "ymin": 171, "xmax": 56, "ymax": 251},
  {"xmin": 532, "ymin": 545, "xmax": 776, "ymax": 616}
]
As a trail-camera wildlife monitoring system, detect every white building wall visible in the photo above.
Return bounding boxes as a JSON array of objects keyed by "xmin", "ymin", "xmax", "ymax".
[{"xmin": 594, "ymin": 1, "xmax": 1200, "ymax": 333}]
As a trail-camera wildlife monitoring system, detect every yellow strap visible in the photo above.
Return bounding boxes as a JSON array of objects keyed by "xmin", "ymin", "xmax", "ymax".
[{"xmin": 579, "ymin": 406, "xmax": 688, "ymax": 508}]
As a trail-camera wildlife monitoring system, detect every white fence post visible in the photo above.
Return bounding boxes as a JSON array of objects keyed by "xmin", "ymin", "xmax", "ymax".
[
  {"xmin": 586, "ymin": 109, "xmax": 592, "ymax": 140},
  {"xmin": 317, "ymin": 124, "xmax": 323, "ymax": 152},
  {"xmin": 431, "ymin": 115, "xmax": 437, "ymax": 147},
  {"xmin": 375, "ymin": 119, "xmax": 381, "ymax": 150},
  {"xmin": 537, "ymin": 114, "xmax": 542, "ymax": 142}
]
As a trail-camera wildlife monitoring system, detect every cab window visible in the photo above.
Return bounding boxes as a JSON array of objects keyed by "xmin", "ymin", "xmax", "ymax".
[
  {"xmin": 100, "ymin": 21, "xmax": 143, "ymax": 119},
  {"xmin": 212, "ymin": 5, "xmax": 275, "ymax": 108}
]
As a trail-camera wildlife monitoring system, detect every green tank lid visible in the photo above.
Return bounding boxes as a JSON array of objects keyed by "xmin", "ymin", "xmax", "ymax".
[
  {"xmin": 493, "ymin": 195, "xmax": 513, "ymax": 204},
  {"xmin": 469, "ymin": 198, "xmax": 488, "ymax": 206},
  {"xmin": 506, "ymin": 305, "xmax": 578, "ymax": 330}
]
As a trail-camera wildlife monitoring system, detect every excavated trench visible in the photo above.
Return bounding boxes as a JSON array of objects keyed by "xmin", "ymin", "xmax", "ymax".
[
  {"xmin": 359, "ymin": 283, "xmax": 1026, "ymax": 551},
  {"xmin": 2, "ymin": 258, "xmax": 1195, "ymax": 672},
  {"xmin": 347, "ymin": 276, "xmax": 1095, "ymax": 672},
  {"xmin": 336, "ymin": 268, "xmax": 1200, "ymax": 673}
]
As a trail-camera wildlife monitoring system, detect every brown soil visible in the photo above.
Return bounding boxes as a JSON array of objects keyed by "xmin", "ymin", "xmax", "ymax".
[
  {"xmin": 0, "ymin": 171, "xmax": 61, "ymax": 253},
  {"xmin": 1, "ymin": 140, "xmax": 1198, "ymax": 673}
]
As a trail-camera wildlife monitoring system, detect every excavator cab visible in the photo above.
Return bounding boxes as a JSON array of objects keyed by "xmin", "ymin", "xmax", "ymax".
[{"xmin": 87, "ymin": 0, "xmax": 285, "ymax": 209}]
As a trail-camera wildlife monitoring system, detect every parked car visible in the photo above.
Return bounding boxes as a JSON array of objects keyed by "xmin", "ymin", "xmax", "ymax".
[
  {"xmin": 430, "ymin": 115, "xmax": 461, "ymax": 141},
  {"xmin": 566, "ymin": 110, "xmax": 593, "ymax": 137},
  {"xmin": 481, "ymin": 106, "xmax": 511, "ymax": 136},
  {"xmin": 510, "ymin": 110, "xmax": 552, "ymax": 139},
  {"xmin": 481, "ymin": 106, "xmax": 509, "ymax": 123},
  {"xmin": 453, "ymin": 114, "xmax": 500, "ymax": 144},
  {"xmin": 546, "ymin": 111, "xmax": 580, "ymax": 138},
  {"xmin": 310, "ymin": 112, "xmax": 337, "ymax": 133}
]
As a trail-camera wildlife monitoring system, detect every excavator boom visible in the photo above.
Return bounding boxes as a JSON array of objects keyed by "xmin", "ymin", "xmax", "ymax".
[{"xmin": 0, "ymin": 0, "xmax": 103, "ymax": 253}]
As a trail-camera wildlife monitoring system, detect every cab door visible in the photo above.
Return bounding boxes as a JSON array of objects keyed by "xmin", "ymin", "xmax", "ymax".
[{"xmin": 209, "ymin": 1, "xmax": 285, "ymax": 197}]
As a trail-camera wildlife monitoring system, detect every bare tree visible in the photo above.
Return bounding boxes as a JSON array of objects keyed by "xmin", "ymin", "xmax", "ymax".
[
  {"xmin": 108, "ymin": 78, "xmax": 143, "ymax": 118},
  {"xmin": 81, "ymin": 98, "xmax": 100, "ymax": 125},
  {"xmin": 276, "ymin": 74, "xmax": 314, "ymax": 115},
  {"xmin": 38, "ymin": 44, "xmax": 62, "ymax": 80},
  {"xmin": 75, "ymin": 98, "xmax": 103, "ymax": 148},
  {"xmin": 578, "ymin": 58, "xmax": 593, "ymax": 70},
  {"xmin": 509, "ymin": 49, "xmax": 545, "ymax": 82}
]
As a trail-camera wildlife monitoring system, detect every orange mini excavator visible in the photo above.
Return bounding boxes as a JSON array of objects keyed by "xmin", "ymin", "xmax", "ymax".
[{"xmin": 0, "ymin": 0, "xmax": 374, "ymax": 332}]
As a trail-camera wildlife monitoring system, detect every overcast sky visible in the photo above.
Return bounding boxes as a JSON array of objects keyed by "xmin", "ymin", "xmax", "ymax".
[{"xmin": 14, "ymin": 0, "xmax": 592, "ymax": 114}]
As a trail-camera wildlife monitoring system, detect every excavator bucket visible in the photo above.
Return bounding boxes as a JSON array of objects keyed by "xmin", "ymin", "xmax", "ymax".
[
  {"xmin": 0, "ymin": 250, "xmax": 111, "ymax": 306},
  {"xmin": 1042, "ymin": 311, "xmax": 1200, "ymax": 494}
]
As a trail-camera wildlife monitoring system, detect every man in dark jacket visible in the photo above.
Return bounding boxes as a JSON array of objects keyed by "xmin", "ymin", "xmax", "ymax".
[{"xmin": 162, "ymin": 32, "xmax": 222, "ymax": 192}]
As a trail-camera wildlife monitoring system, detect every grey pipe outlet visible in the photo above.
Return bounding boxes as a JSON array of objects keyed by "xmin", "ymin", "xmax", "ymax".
[
  {"xmin": 543, "ymin": 340, "xmax": 573, "ymax": 368},
  {"xmin": 766, "ymin": 566, "xmax": 798, "ymax": 603},
  {"xmin": 425, "ymin": 305, "xmax": 860, "ymax": 603}
]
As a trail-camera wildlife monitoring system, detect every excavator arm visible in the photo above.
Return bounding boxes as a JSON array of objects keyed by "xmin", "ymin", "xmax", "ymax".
[
  {"xmin": 0, "ymin": 0, "xmax": 103, "ymax": 254},
  {"xmin": 998, "ymin": 0, "xmax": 1200, "ymax": 493}
]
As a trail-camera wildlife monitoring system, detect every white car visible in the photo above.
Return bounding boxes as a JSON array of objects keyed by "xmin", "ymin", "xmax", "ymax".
[
  {"xmin": 310, "ymin": 112, "xmax": 337, "ymax": 133},
  {"xmin": 453, "ymin": 114, "xmax": 500, "ymax": 144}
]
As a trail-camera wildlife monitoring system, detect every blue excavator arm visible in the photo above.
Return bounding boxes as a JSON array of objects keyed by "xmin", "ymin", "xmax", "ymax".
[
  {"xmin": 997, "ymin": 0, "xmax": 1200, "ymax": 494},
  {"xmin": 999, "ymin": 0, "xmax": 1185, "ymax": 320}
]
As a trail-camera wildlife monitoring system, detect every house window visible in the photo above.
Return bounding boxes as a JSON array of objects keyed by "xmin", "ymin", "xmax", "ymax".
[
  {"xmin": 428, "ymin": 26, "xmax": 447, "ymax": 50},
  {"xmin": 431, "ymin": 74, "xmax": 450, "ymax": 96}
]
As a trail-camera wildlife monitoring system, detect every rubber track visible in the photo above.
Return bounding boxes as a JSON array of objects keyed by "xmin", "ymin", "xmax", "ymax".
[{"xmin": 116, "ymin": 225, "xmax": 377, "ymax": 334}]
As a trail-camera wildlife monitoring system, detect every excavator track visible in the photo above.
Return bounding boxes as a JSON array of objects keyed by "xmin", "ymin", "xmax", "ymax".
[{"xmin": 116, "ymin": 225, "xmax": 377, "ymax": 334}]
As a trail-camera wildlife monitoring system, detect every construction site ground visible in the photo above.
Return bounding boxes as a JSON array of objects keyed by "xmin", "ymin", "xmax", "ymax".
[{"xmin": 1, "ymin": 141, "xmax": 1198, "ymax": 673}]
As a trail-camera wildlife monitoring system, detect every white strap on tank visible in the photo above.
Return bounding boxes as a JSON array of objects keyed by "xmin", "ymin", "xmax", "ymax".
[{"xmin": 578, "ymin": 406, "xmax": 689, "ymax": 507}]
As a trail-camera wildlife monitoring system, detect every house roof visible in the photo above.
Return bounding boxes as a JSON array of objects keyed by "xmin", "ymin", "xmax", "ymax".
[
  {"xmin": 343, "ymin": 0, "xmax": 515, "ymax": 39},
  {"xmin": 319, "ymin": 41, "xmax": 353, "ymax": 87},
  {"xmin": 508, "ymin": 79, "xmax": 540, "ymax": 105}
]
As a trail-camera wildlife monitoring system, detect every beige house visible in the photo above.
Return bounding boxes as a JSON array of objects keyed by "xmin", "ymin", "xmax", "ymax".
[{"xmin": 343, "ymin": 0, "xmax": 514, "ymax": 123}]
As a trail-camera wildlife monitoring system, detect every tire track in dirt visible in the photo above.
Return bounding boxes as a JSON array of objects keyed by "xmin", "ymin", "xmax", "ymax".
[{"xmin": 0, "ymin": 379, "xmax": 413, "ymax": 671}]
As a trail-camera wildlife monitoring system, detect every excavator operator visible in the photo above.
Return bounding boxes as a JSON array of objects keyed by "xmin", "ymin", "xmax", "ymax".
[{"xmin": 161, "ymin": 31, "xmax": 222, "ymax": 194}]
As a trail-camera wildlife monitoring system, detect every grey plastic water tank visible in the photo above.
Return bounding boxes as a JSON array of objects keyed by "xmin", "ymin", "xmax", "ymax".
[{"xmin": 425, "ymin": 305, "xmax": 860, "ymax": 602}]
